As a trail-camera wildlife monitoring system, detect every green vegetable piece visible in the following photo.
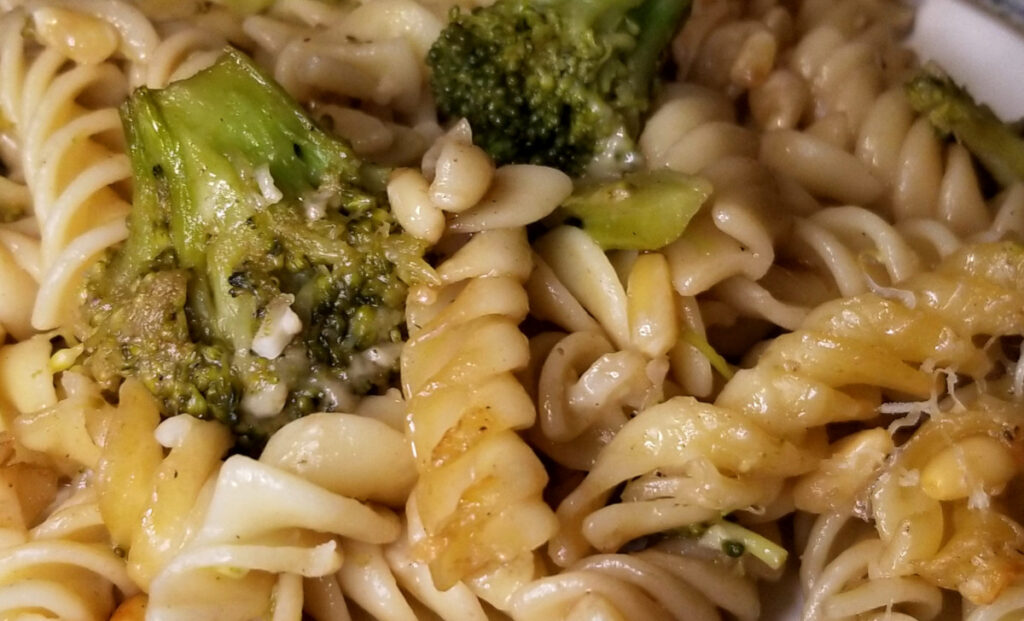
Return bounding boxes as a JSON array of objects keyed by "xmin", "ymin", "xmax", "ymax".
[
  {"xmin": 680, "ymin": 330, "xmax": 733, "ymax": 380},
  {"xmin": 556, "ymin": 169, "xmax": 712, "ymax": 250},
  {"xmin": 722, "ymin": 540, "xmax": 745, "ymax": 558},
  {"xmin": 906, "ymin": 71, "xmax": 1024, "ymax": 187},
  {"xmin": 427, "ymin": 0, "xmax": 693, "ymax": 177},
  {"xmin": 698, "ymin": 521, "xmax": 788, "ymax": 570},
  {"xmin": 79, "ymin": 49, "xmax": 430, "ymax": 451}
]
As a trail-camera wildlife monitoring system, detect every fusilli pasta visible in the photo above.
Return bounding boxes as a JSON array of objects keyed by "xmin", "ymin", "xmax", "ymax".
[{"xmin": 0, "ymin": 0, "xmax": 1022, "ymax": 618}]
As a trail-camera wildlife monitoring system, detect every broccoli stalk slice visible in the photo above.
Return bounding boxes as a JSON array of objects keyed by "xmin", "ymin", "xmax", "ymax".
[
  {"xmin": 906, "ymin": 72, "xmax": 1024, "ymax": 187},
  {"xmin": 82, "ymin": 49, "xmax": 425, "ymax": 448},
  {"xmin": 553, "ymin": 169, "xmax": 711, "ymax": 250},
  {"xmin": 428, "ymin": 0, "xmax": 693, "ymax": 177}
]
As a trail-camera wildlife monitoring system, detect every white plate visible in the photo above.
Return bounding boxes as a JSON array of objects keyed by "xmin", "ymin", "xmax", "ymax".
[{"xmin": 908, "ymin": 0, "xmax": 1024, "ymax": 120}]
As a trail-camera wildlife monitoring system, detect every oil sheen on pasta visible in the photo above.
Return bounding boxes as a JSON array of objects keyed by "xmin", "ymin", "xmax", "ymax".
[{"xmin": 0, "ymin": 0, "xmax": 1023, "ymax": 620}]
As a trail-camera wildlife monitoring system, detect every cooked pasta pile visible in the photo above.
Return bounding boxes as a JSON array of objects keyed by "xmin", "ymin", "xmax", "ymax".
[{"xmin": 0, "ymin": 0, "xmax": 1023, "ymax": 619}]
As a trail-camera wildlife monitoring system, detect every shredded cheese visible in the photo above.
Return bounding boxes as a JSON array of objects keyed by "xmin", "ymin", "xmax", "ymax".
[
  {"xmin": 252, "ymin": 296, "xmax": 302, "ymax": 360},
  {"xmin": 254, "ymin": 164, "xmax": 283, "ymax": 205}
]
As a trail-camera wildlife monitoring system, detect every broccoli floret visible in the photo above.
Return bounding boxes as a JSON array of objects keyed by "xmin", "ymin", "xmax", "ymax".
[
  {"xmin": 78, "ymin": 49, "xmax": 431, "ymax": 450},
  {"xmin": 83, "ymin": 268, "xmax": 238, "ymax": 420},
  {"xmin": 906, "ymin": 71, "xmax": 1024, "ymax": 188},
  {"xmin": 427, "ymin": 0, "xmax": 692, "ymax": 177}
]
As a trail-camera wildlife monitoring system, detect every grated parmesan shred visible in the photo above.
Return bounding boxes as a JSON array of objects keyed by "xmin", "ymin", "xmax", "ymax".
[
  {"xmin": 241, "ymin": 381, "xmax": 288, "ymax": 419},
  {"xmin": 303, "ymin": 188, "xmax": 332, "ymax": 221},
  {"xmin": 252, "ymin": 296, "xmax": 303, "ymax": 360},
  {"xmin": 864, "ymin": 271, "xmax": 917, "ymax": 309},
  {"xmin": 880, "ymin": 364, "xmax": 964, "ymax": 434},
  {"xmin": 968, "ymin": 486, "xmax": 991, "ymax": 511},
  {"xmin": 254, "ymin": 164, "xmax": 283, "ymax": 205}
]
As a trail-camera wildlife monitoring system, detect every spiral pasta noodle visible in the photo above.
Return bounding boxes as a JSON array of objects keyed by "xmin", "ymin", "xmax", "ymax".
[
  {"xmin": 673, "ymin": 0, "xmax": 793, "ymax": 98},
  {"xmin": 242, "ymin": 0, "xmax": 443, "ymax": 166},
  {"xmin": 0, "ymin": 3, "xmax": 139, "ymax": 331},
  {"xmin": 509, "ymin": 545, "xmax": 761, "ymax": 621},
  {"xmin": 526, "ymin": 232, "xmax": 716, "ymax": 468},
  {"xmin": 0, "ymin": 217, "xmax": 39, "ymax": 341},
  {"xmin": 0, "ymin": 486, "xmax": 139, "ymax": 621},
  {"xmin": 0, "ymin": 341, "xmax": 136, "ymax": 621},
  {"xmin": 669, "ymin": 0, "xmax": 1012, "ymax": 327},
  {"xmin": 775, "ymin": 187, "xmax": 1024, "ymax": 314},
  {"xmin": 648, "ymin": 10, "xmax": 1023, "ymax": 334},
  {"xmin": 302, "ymin": 528, "xmax": 493, "ymax": 621},
  {"xmin": 639, "ymin": 82, "xmax": 825, "ymax": 330},
  {"xmin": 798, "ymin": 512, "xmax": 943, "ymax": 621},
  {"xmin": 786, "ymin": 244, "xmax": 1024, "ymax": 609},
  {"xmin": 525, "ymin": 328, "xmax": 668, "ymax": 471},
  {"xmin": 1, "ymin": 343, "xmax": 422, "ymax": 620},
  {"xmin": 551, "ymin": 242, "xmax": 1024, "ymax": 567},
  {"xmin": 787, "ymin": 205, "xmax": 935, "ymax": 299},
  {"xmin": 869, "ymin": 396, "xmax": 1024, "ymax": 605},
  {"xmin": 92, "ymin": 383, "xmax": 416, "ymax": 620},
  {"xmin": 138, "ymin": 18, "xmax": 226, "ymax": 89},
  {"xmin": 749, "ymin": 0, "xmax": 1006, "ymax": 240},
  {"xmin": 0, "ymin": 0, "xmax": 1022, "ymax": 618},
  {"xmin": 400, "ymin": 226, "xmax": 559, "ymax": 597},
  {"xmin": 676, "ymin": 0, "xmax": 1010, "ymax": 316},
  {"xmin": 391, "ymin": 130, "xmax": 571, "ymax": 601}
]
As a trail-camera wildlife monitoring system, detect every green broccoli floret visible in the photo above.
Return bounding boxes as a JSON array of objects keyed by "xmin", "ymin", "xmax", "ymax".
[
  {"xmin": 427, "ymin": 0, "xmax": 692, "ymax": 177},
  {"xmin": 78, "ymin": 49, "xmax": 431, "ymax": 451},
  {"xmin": 906, "ymin": 71, "xmax": 1024, "ymax": 188}
]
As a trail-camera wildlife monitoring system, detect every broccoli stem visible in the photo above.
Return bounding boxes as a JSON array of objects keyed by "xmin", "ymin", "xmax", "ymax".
[
  {"xmin": 680, "ymin": 330, "xmax": 734, "ymax": 380},
  {"xmin": 553, "ymin": 169, "xmax": 711, "ymax": 250},
  {"xmin": 553, "ymin": 0, "xmax": 640, "ymax": 31},
  {"xmin": 906, "ymin": 72, "xmax": 1024, "ymax": 188},
  {"xmin": 117, "ymin": 90, "xmax": 190, "ymax": 282},
  {"xmin": 624, "ymin": 0, "xmax": 693, "ymax": 100},
  {"xmin": 121, "ymin": 79, "xmax": 255, "ymax": 352}
]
